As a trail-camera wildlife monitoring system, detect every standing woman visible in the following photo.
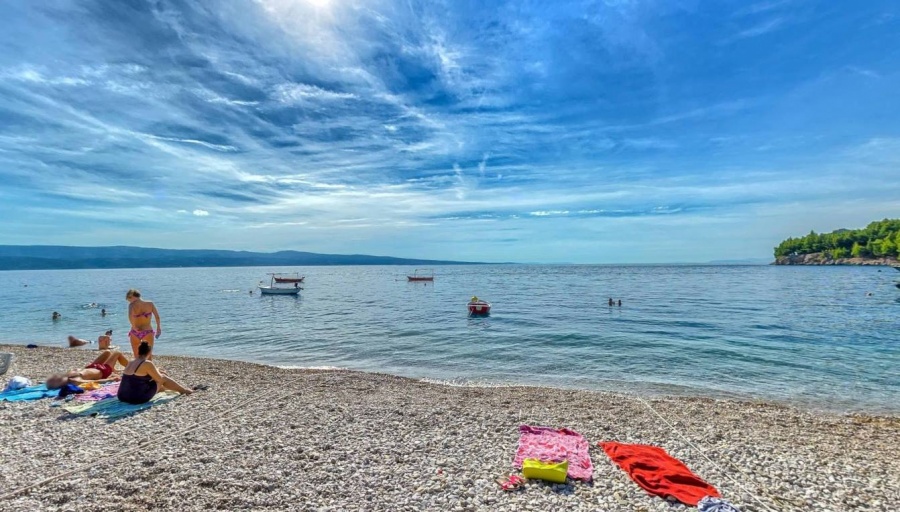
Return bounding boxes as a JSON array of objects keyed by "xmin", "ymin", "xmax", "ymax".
[{"xmin": 126, "ymin": 289, "xmax": 161, "ymax": 359}]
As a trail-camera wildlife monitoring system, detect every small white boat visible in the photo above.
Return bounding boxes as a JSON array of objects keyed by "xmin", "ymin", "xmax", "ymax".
[{"xmin": 259, "ymin": 273, "xmax": 301, "ymax": 295}]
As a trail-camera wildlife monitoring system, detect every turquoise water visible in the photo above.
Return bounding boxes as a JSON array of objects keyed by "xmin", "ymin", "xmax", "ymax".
[{"xmin": 1, "ymin": 265, "xmax": 898, "ymax": 413}]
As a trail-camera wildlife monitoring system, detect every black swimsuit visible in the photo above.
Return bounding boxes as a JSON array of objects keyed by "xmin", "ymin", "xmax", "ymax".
[{"xmin": 117, "ymin": 360, "xmax": 158, "ymax": 404}]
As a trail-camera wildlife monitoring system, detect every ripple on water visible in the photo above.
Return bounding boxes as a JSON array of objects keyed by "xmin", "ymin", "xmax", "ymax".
[{"xmin": 0, "ymin": 264, "xmax": 897, "ymax": 413}]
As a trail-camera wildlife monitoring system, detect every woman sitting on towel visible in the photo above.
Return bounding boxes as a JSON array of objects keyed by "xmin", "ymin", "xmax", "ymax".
[
  {"xmin": 118, "ymin": 341, "xmax": 191, "ymax": 404},
  {"xmin": 46, "ymin": 350, "xmax": 129, "ymax": 389}
]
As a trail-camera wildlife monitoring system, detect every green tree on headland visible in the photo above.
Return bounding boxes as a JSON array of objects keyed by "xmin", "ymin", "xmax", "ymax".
[{"xmin": 774, "ymin": 219, "xmax": 900, "ymax": 259}]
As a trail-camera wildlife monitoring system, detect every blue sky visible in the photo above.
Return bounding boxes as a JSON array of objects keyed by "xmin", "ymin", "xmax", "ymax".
[{"xmin": 0, "ymin": 0, "xmax": 898, "ymax": 263}]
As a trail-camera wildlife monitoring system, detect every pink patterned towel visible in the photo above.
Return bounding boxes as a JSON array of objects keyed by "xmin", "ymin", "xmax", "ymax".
[
  {"xmin": 513, "ymin": 425, "xmax": 593, "ymax": 481},
  {"xmin": 76, "ymin": 381, "xmax": 120, "ymax": 401}
]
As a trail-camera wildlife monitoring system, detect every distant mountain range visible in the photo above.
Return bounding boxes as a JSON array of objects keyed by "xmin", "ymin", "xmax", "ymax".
[{"xmin": 0, "ymin": 245, "xmax": 481, "ymax": 270}]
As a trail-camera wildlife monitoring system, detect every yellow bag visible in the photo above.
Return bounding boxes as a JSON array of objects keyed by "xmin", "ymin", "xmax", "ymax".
[{"xmin": 522, "ymin": 458, "xmax": 568, "ymax": 483}]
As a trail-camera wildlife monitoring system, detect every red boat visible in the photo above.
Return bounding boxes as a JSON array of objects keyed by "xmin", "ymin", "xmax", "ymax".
[
  {"xmin": 274, "ymin": 276, "xmax": 304, "ymax": 283},
  {"xmin": 467, "ymin": 297, "xmax": 491, "ymax": 316},
  {"xmin": 272, "ymin": 272, "xmax": 306, "ymax": 284},
  {"xmin": 407, "ymin": 269, "xmax": 434, "ymax": 282}
]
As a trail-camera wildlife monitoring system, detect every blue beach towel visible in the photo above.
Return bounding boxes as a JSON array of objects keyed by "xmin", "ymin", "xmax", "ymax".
[
  {"xmin": 0, "ymin": 384, "xmax": 57, "ymax": 402},
  {"xmin": 62, "ymin": 391, "xmax": 179, "ymax": 419}
]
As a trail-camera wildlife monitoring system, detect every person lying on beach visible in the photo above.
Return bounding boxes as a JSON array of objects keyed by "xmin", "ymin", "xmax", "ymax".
[
  {"xmin": 118, "ymin": 341, "xmax": 191, "ymax": 404},
  {"xmin": 67, "ymin": 330, "xmax": 114, "ymax": 349},
  {"xmin": 46, "ymin": 350, "xmax": 129, "ymax": 389},
  {"xmin": 68, "ymin": 335, "xmax": 91, "ymax": 348}
]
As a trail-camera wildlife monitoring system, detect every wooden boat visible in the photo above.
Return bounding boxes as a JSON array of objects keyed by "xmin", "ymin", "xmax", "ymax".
[
  {"xmin": 407, "ymin": 269, "xmax": 435, "ymax": 282},
  {"xmin": 259, "ymin": 274, "xmax": 301, "ymax": 295},
  {"xmin": 467, "ymin": 297, "xmax": 491, "ymax": 316}
]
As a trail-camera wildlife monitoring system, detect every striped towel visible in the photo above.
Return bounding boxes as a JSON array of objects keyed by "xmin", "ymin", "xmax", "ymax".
[{"xmin": 62, "ymin": 392, "xmax": 179, "ymax": 419}]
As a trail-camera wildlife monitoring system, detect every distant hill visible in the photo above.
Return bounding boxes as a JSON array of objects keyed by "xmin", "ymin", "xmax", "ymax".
[{"xmin": 0, "ymin": 245, "xmax": 482, "ymax": 270}]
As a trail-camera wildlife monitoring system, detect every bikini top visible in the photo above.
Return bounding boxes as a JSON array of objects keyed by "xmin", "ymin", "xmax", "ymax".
[{"xmin": 132, "ymin": 311, "xmax": 152, "ymax": 319}]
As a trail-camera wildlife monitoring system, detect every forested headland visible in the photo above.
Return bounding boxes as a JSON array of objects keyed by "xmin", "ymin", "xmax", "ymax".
[{"xmin": 773, "ymin": 219, "xmax": 900, "ymax": 265}]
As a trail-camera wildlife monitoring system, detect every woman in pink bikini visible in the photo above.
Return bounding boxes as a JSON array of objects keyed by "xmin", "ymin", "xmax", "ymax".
[{"xmin": 126, "ymin": 289, "xmax": 161, "ymax": 359}]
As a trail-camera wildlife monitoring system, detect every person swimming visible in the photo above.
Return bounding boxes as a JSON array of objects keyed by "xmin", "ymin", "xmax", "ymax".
[
  {"xmin": 126, "ymin": 289, "xmax": 161, "ymax": 359},
  {"xmin": 101, "ymin": 308, "xmax": 107, "ymax": 316},
  {"xmin": 45, "ymin": 350, "xmax": 129, "ymax": 389},
  {"xmin": 118, "ymin": 341, "xmax": 191, "ymax": 404},
  {"xmin": 52, "ymin": 312, "xmax": 61, "ymax": 320}
]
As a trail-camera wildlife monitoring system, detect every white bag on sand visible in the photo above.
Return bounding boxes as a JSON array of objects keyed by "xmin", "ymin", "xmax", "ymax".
[{"xmin": 3, "ymin": 376, "xmax": 32, "ymax": 392}]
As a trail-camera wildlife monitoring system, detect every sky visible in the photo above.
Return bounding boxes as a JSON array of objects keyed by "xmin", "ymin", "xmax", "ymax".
[{"xmin": 0, "ymin": 0, "xmax": 899, "ymax": 263}]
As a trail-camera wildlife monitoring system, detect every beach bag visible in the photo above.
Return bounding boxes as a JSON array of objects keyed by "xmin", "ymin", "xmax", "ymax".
[
  {"xmin": 522, "ymin": 458, "xmax": 568, "ymax": 483},
  {"xmin": 3, "ymin": 375, "xmax": 31, "ymax": 392}
]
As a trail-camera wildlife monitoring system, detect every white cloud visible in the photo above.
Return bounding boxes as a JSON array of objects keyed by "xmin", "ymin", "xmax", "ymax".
[
  {"xmin": 732, "ymin": 17, "xmax": 785, "ymax": 40},
  {"xmin": 274, "ymin": 83, "xmax": 356, "ymax": 103},
  {"xmin": 192, "ymin": 209, "xmax": 210, "ymax": 216}
]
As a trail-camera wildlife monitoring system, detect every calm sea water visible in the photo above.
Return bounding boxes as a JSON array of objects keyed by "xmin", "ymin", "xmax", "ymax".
[{"xmin": 1, "ymin": 265, "xmax": 898, "ymax": 413}]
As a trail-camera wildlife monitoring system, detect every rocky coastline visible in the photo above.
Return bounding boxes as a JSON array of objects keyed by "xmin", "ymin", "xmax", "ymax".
[{"xmin": 773, "ymin": 253, "xmax": 900, "ymax": 266}]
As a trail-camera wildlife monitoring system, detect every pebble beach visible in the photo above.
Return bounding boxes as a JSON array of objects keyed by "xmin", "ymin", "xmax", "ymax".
[{"xmin": 1, "ymin": 344, "xmax": 897, "ymax": 511}]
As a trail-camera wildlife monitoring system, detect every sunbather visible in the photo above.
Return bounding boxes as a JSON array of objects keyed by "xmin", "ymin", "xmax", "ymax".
[
  {"xmin": 68, "ymin": 335, "xmax": 91, "ymax": 348},
  {"xmin": 46, "ymin": 350, "xmax": 129, "ymax": 389},
  {"xmin": 118, "ymin": 341, "xmax": 191, "ymax": 404}
]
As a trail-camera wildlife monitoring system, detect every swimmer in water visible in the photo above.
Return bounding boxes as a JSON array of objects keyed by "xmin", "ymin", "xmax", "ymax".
[
  {"xmin": 101, "ymin": 308, "xmax": 107, "ymax": 316},
  {"xmin": 52, "ymin": 312, "xmax": 61, "ymax": 321}
]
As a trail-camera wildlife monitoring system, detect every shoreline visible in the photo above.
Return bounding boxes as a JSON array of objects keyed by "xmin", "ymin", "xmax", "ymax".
[
  {"xmin": 1, "ymin": 344, "xmax": 899, "ymax": 511},
  {"xmin": 4, "ymin": 341, "xmax": 897, "ymax": 418}
]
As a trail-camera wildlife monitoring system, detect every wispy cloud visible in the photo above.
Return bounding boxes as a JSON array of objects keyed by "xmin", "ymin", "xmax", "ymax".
[
  {"xmin": 731, "ymin": 17, "xmax": 786, "ymax": 41},
  {"xmin": 0, "ymin": 0, "xmax": 897, "ymax": 262}
]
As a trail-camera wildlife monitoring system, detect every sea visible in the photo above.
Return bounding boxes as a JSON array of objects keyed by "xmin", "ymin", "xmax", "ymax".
[{"xmin": 1, "ymin": 265, "xmax": 898, "ymax": 414}]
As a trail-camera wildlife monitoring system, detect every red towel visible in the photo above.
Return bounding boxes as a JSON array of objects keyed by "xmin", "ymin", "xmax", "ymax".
[{"xmin": 600, "ymin": 442, "xmax": 719, "ymax": 506}]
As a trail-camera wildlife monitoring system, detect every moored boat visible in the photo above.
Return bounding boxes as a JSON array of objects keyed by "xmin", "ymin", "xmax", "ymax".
[
  {"xmin": 259, "ymin": 273, "xmax": 301, "ymax": 295},
  {"xmin": 407, "ymin": 269, "xmax": 434, "ymax": 282},
  {"xmin": 467, "ymin": 296, "xmax": 491, "ymax": 316}
]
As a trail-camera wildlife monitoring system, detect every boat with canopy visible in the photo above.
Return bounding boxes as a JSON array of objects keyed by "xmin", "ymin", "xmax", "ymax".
[
  {"xmin": 407, "ymin": 269, "xmax": 435, "ymax": 282},
  {"xmin": 273, "ymin": 273, "xmax": 305, "ymax": 283},
  {"xmin": 259, "ymin": 273, "xmax": 301, "ymax": 295}
]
